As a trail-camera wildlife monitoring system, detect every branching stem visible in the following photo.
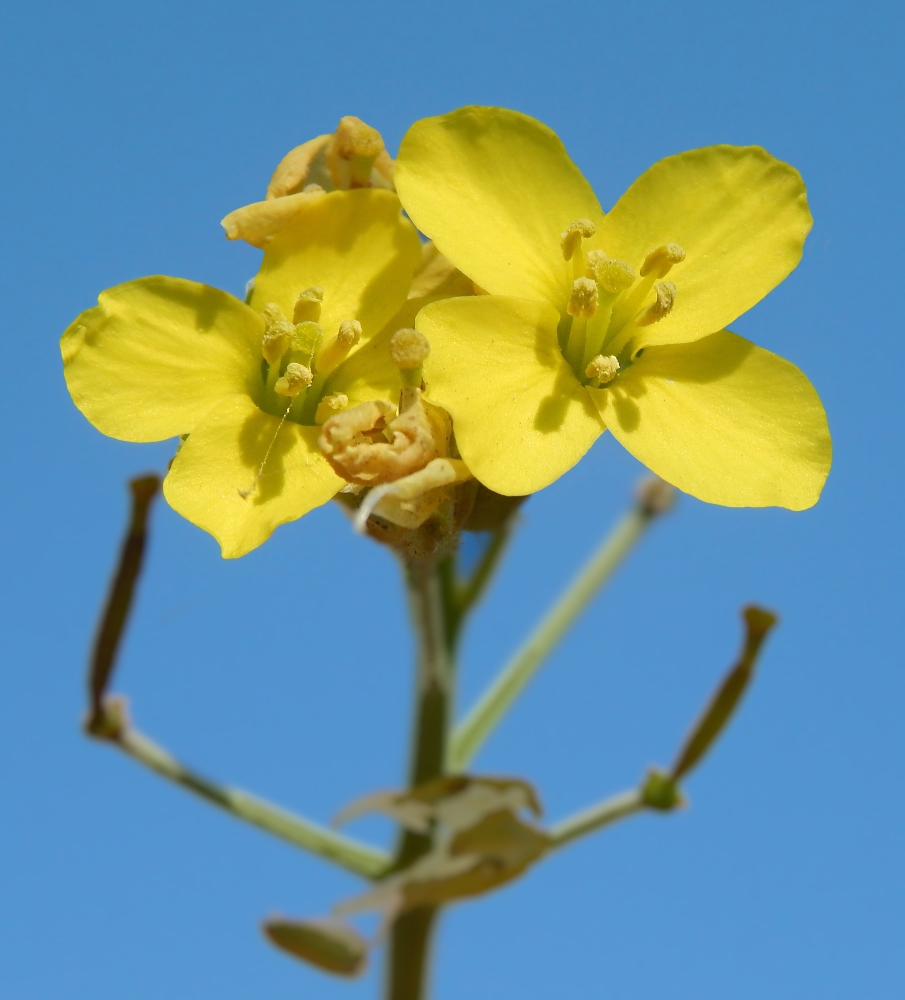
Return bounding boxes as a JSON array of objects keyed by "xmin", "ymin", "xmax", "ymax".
[
  {"xmin": 451, "ymin": 505, "xmax": 657, "ymax": 770},
  {"xmin": 383, "ymin": 555, "xmax": 456, "ymax": 1000},
  {"xmin": 110, "ymin": 725, "xmax": 389, "ymax": 878},
  {"xmin": 547, "ymin": 789, "xmax": 646, "ymax": 848}
]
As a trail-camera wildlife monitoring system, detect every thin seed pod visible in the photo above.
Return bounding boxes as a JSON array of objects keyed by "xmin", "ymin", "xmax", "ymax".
[
  {"xmin": 670, "ymin": 605, "xmax": 778, "ymax": 781},
  {"xmin": 85, "ymin": 473, "xmax": 160, "ymax": 735}
]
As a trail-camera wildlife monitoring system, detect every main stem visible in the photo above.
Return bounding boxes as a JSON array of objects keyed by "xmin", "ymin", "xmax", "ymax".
[{"xmin": 384, "ymin": 556, "xmax": 456, "ymax": 1000}]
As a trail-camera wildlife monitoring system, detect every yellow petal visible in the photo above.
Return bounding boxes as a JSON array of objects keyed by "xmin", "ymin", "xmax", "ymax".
[
  {"xmin": 326, "ymin": 246, "xmax": 474, "ymax": 410},
  {"xmin": 415, "ymin": 295, "xmax": 605, "ymax": 495},
  {"xmin": 163, "ymin": 393, "xmax": 344, "ymax": 558},
  {"xmin": 325, "ymin": 325, "xmax": 402, "ymax": 409},
  {"xmin": 591, "ymin": 331, "xmax": 831, "ymax": 509},
  {"xmin": 266, "ymin": 134, "xmax": 332, "ymax": 198},
  {"xmin": 396, "ymin": 107, "xmax": 603, "ymax": 306},
  {"xmin": 600, "ymin": 146, "xmax": 812, "ymax": 347},
  {"xmin": 61, "ymin": 277, "xmax": 263, "ymax": 442},
  {"xmin": 222, "ymin": 190, "xmax": 328, "ymax": 249},
  {"xmin": 249, "ymin": 189, "xmax": 421, "ymax": 348}
]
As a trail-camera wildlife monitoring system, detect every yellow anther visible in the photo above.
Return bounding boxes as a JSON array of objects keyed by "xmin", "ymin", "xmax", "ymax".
[
  {"xmin": 262, "ymin": 321, "xmax": 294, "ymax": 364},
  {"xmin": 560, "ymin": 218, "xmax": 596, "ymax": 261},
  {"xmin": 640, "ymin": 243, "xmax": 686, "ymax": 278},
  {"xmin": 587, "ymin": 251, "xmax": 636, "ymax": 293},
  {"xmin": 390, "ymin": 328, "xmax": 431, "ymax": 370},
  {"xmin": 315, "ymin": 392, "xmax": 349, "ymax": 425},
  {"xmin": 274, "ymin": 362, "xmax": 314, "ymax": 397},
  {"xmin": 636, "ymin": 281, "xmax": 677, "ymax": 326},
  {"xmin": 567, "ymin": 277, "xmax": 598, "ymax": 318},
  {"xmin": 337, "ymin": 319, "xmax": 362, "ymax": 348},
  {"xmin": 261, "ymin": 302, "xmax": 289, "ymax": 327},
  {"xmin": 293, "ymin": 286, "xmax": 324, "ymax": 323},
  {"xmin": 585, "ymin": 354, "xmax": 620, "ymax": 384}
]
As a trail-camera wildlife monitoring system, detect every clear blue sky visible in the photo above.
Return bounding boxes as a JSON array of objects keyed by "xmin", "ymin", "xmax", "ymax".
[{"xmin": 1, "ymin": 0, "xmax": 902, "ymax": 996}]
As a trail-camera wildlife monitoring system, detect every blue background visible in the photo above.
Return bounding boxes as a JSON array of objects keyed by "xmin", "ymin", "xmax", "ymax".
[{"xmin": 1, "ymin": 0, "xmax": 901, "ymax": 996}]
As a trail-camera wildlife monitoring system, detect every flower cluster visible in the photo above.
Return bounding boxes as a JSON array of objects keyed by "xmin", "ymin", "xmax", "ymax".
[{"xmin": 61, "ymin": 109, "xmax": 831, "ymax": 557}]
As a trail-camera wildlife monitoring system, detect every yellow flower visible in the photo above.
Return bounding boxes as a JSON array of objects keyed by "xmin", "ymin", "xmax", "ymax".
[
  {"xmin": 222, "ymin": 115, "xmax": 396, "ymax": 249},
  {"xmin": 394, "ymin": 107, "xmax": 832, "ymax": 509},
  {"xmin": 62, "ymin": 189, "xmax": 426, "ymax": 558}
]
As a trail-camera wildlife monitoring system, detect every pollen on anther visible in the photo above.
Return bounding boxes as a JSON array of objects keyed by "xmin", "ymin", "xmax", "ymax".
[
  {"xmin": 560, "ymin": 218, "xmax": 596, "ymax": 261},
  {"xmin": 640, "ymin": 243, "xmax": 686, "ymax": 278},
  {"xmin": 585, "ymin": 354, "xmax": 620, "ymax": 384},
  {"xmin": 293, "ymin": 286, "xmax": 324, "ymax": 323},
  {"xmin": 261, "ymin": 302, "xmax": 289, "ymax": 326},
  {"xmin": 567, "ymin": 277, "xmax": 598, "ymax": 318},
  {"xmin": 390, "ymin": 328, "xmax": 430, "ymax": 370},
  {"xmin": 262, "ymin": 322, "xmax": 293, "ymax": 364},
  {"xmin": 337, "ymin": 319, "xmax": 362, "ymax": 348},
  {"xmin": 636, "ymin": 281, "xmax": 677, "ymax": 326},
  {"xmin": 274, "ymin": 362, "xmax": 314, "ymax": 397}
]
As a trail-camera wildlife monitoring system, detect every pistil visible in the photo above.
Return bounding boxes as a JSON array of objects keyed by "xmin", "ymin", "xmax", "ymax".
[{"xmin": 390, "ymin": 327, "xmax": 431, "ymax": 387}]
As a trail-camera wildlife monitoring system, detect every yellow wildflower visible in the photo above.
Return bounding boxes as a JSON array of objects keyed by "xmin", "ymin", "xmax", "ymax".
[
  {"xmin": 61, "ymin": 189, "xmax": 433, "ymax": 558},
  {"xmin": 395, "ymin": 107, "xmax": 831, "ymax": 509},
  {"xmin": 222, "ymin": 115, "xmax": 396, "ymax": 248}
]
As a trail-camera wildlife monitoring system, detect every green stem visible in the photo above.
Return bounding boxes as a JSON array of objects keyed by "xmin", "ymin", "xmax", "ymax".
[
  {"xmin": 111, "ymin": 726, "xmax": 389, "ymax": 879},
  {"xmin": 449, "ymin": 524, "xmax": 514, "ymax": 645},
  {"xmin": 450, "ymin": 505, "xmax": 656, "ymax": 771},
  {"xmin": 547, "ymin": 789, "xmax": 645, "ymax": 848},
  {"xmin": 384, "ymin": 556, "xmax": 456, "ymax": 1000}
]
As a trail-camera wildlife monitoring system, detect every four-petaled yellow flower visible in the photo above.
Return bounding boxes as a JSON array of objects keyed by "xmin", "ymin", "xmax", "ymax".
[
  {"xmin": 62, "ymin": 189, "xmax": 424, "ymax": 557},
  {"xmin": 395, "ymin": 106, "xmax": 832, "ymax": 508}
]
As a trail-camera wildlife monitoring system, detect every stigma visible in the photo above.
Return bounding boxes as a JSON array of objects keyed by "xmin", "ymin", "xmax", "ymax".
[
  {"xmin": 390, "ymin": 328, "xmax": 431, "ymax": 370},
  {"xmin": 586, "ymin": 251, "xmax": 636, "ymax": 293}
]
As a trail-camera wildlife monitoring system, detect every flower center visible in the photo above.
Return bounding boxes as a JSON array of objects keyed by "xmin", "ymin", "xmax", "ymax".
[
  {"xmin": 557, "ymin": 223, "xmax": 686, "ymax": 385},
  {"xmin": 256, "ymin": 288, "xmax": 367, "ymax": 427}
]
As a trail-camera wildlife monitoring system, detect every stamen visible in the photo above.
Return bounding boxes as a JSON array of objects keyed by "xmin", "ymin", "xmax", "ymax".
[
  {"xmin": 302, "ymin": 183, "xmax": 324, "ymax": 193},
  {"xmin": 636, "ymin": 281, "xmax": 677, "ymax": 326},
  {"xmin": 585, "ymin": 354, "xmax": 620, "ymax": 384},
  {"xmin": 586, "ymin": 252, "xmax": 636, "ymax": 293},
  {"xmin": 640, "ymin": 243, "xmax": 686, "ymax": 279},
  {"xmin": 337, "ymin": 319, "xmax": 362, "ymax": 348},
  {"xmin": 261, "ymin": 302, "xmax": 288, "ymax": 326},
  {"xmin": 560, "ymin": 219, "xmax": 596, "ymax": 261},
  {"xmin": 316, "ymin": 319, "xmax": 362, "ymax": 374},
  {"xmin": 262, "ymin": 320, "xmax": 294, "ymax": 364},
  {"xmin": 315, "ymin": 392, "xmax": 349, "ymax": 425},
  {"xmin": 274, "ymin": 362, "xmax": 314, "ymax": 397},
  {"xmin": 293, "ymin": 286, "xmax": 324, "ymax": 323},
  {"xmin": 567, "ymin": 277, "xmax": 598, "ymax": 318}
]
